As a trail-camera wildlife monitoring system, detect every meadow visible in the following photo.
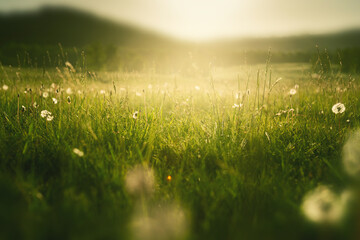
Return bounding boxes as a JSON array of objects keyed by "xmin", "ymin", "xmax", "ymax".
[{"xmin": 0, "ymin": 60, "xmax": 360, "ymax": 240}]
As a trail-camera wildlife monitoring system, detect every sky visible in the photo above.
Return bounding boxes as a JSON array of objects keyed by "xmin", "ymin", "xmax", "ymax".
[{"xmin": 1, "ymin": 0, "xmax": 360, "ymax": 40}]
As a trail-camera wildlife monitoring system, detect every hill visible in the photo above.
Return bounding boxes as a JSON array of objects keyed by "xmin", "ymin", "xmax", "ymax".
[{"xmin": 0, "ymin": 6, "xmax": 360, "ymax": 71}]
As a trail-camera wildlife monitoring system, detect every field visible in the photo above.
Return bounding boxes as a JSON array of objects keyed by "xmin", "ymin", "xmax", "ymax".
[{"xmin": 0, "ymin": 62, "xmax": 360, "ymax": 240}]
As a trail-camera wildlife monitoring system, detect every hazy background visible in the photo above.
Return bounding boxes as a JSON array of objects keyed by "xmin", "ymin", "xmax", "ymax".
[
  {"xmin": 2, "ymin": 0, "xmax": 360, "ymax": 40},
  {"xmin": 0, "ymin": 0, "xmax": 360, "ymax": 73}
]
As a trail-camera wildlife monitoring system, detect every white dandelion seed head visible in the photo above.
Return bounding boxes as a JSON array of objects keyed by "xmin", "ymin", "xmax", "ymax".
[
  {"xmin": 332, "ymin": 103, "xmax": 346, "ymax": 114},
  {"xmin": 232, "ymin": 103, "xmax": 243, "ymax": 109},
  {"xmin": 125, "ymin": 165, "xmax": 155, "ymax": 196},
  {"xmin": 131, "ymin": 204, "xmax": 187, "ymax": 240},
  {"xmin": 46, "ymin": 115, "xmax": 54, "ymax": 121},
  {"xmin": 66, "ymin": 88, "xmax": 73, "ymax": 95},
  {"xmin": 73, "ymin": 148, "xmax": 84, "ymax": 157},
  {"xmin": 40, "ymin": 110, "xmax": 51, "ymax": 118},
  {"xmin": 301, "ymin": 185, "xmax": 344, "ymax": 224},
  {"xmin": 52, "ymin": 98, "xmax": 58, "ymax": 104},
  {"xmin": 2, "ymin": 84, "xmax": 9, "ymax": 91},
  {"xmin": 343, "ymin": 130, "xmax": 360, "ymax": 178},
  {"xmin": 42, "ymin": 92, "xmax": 49, "ymax": 98},
  {"xmin": 289, "ymin": 89, "xmax": 297, "ymax": 96},
  {"xmin": 133, "ymin": 111, "xmax": 139, "ymax": 119},
  {"xmin": 194, "ymin": 86, "xmax": 200, "ymax": 91},
  {"xmin": 100, "ymin": 90, "xmax": 106, "ymax": 94}
]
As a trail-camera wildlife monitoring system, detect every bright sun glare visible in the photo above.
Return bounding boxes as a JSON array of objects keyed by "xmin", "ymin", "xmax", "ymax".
[{"xmin": 161, "ymin": 0, "xmax": 246, "ymax": 40}]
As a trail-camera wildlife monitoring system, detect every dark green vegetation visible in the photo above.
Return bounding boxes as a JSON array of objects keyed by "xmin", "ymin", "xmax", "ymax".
[
  {"xmin": 0, "ymin": 62, "xmax": 359, "ymax": 239},
  {"xmin": 1, "ymin": 7, "xmax": 360, "ymax": 72}
]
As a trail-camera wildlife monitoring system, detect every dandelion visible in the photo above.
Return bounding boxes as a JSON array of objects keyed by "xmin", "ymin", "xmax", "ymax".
[
  {"xmin": 131, "ymin": 204, "xmax": 187, "ymax": 240},
  {"xmin": 301, "ymin": 185, "xmax": 344, "ymax": 224},
  {"xmin": 195, "ymin": 86, "xmax": 200, "ymax": 91},
  {"xmin": 2, "ymin": 84, "xmax": 8, "ymax": 91},
  {"xmin": 73, "ymin": 148, "xmax": 84, "ymax": 157},
  {"xmin": 289, "ymin": 89, "xmax": 297, "ymax": 96},
  {"xmin": 232, "ymin": 103, "xmax": 243, "ymax": 108},
  {"xmin": 343, "ymin": 130, "xmax": 360, "ymax": 178},
  {"xmin": 125, "ymin": 165, "xmax": 155, "ymax": 195},
  {"xmin": 167, "ymin": 175, "xmax": 172, "ymax": 182},
  {"xmin": 332, "ymin": 103, "xmax": 346, "ymax": 114},
  {"xmin": 52, "ymin": 98, "xmax": 58, "ymax": 104},
  {"xmin": 40, "ymin": 110, "xmax": 51, "ymax": 118},
  {"xmin": 42, "ymin": 92, "xmax": 49, "ymax": 98},
  {"xmin": 41, "ymin": 110, "xmax": 54, "ymax": 121},
  {"xmin": 46, "ymin": 115, "xmax": 54, "ymax": 121},
  {"xmin": 100, "ymin": 90, "xmax": 106, "ymax": 94},
  {"xmin": 66, "ymin": 88, "xmax": 73, "ymax": 95},
  {"xmin": 133, "ymin": 111, "xmax": 139, "ymax": 119}
]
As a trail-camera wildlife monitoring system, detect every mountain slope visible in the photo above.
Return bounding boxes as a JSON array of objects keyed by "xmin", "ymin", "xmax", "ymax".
[{"xmin": 0, "ymin": 6, "xmax": 179, "ymax": 48}]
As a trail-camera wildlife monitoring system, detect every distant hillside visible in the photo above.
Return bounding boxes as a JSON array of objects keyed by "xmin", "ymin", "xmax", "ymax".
[
  {"xmin": 0, "ymin": 6, "xmax": 180, "ymax": 48},
  {"xmin": 0, "ymin": 6, "xmax": 360, "ymax": 72},
  {"xmin": 1, "ymin": 6, "xmax": 360, "ymax": 51}
]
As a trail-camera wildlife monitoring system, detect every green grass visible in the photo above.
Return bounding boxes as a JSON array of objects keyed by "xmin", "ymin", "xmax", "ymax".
[{"xmin": 0, "ymin": 63, "xmax": 359, "ymax": 240}]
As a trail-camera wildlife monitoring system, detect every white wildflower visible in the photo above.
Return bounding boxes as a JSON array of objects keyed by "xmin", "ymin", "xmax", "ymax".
[
  {"xmin": 125, "ymin": 165, "xmax": 154, "ymax": 196},
  {"xmin": 133, "ymin": 111, "xmax": 139, "ymax": 119},
  {"xmin": 232, "ymin": 103, "xmax": 243, "ymax": 108},
  {"xmin": 289, "ymin": 89, "xmax": 297, "ymax": 96},
  {"xmin": 332, "ymin": 103, "xmax": 345, "ymax": 114},
  {"xmin": 301, "ymin": 185, "xmax": 344, "ymax": 224},
  {"xmin": 42, "ymin": 92, "xmax": 49, "ymax": 98},
  {"xmin": 52, "ymin": 98, "xmax": 58, "ymax": 104},
  {"xmin": 73, "ymin": 148, "xmax": 84, "ymax": 157},
  {"xmin": 46, "ymin": 115, "xmax": 54, "ymax": 121},
  {"xmin": 2, "ymin": 84, "xmax": 8, "ymax": 91}
]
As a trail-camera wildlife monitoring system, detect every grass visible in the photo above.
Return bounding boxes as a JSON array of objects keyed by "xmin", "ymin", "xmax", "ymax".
[{"xmin": 0, "ymin": 62, "xmax": 359, "ymax": 240}]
